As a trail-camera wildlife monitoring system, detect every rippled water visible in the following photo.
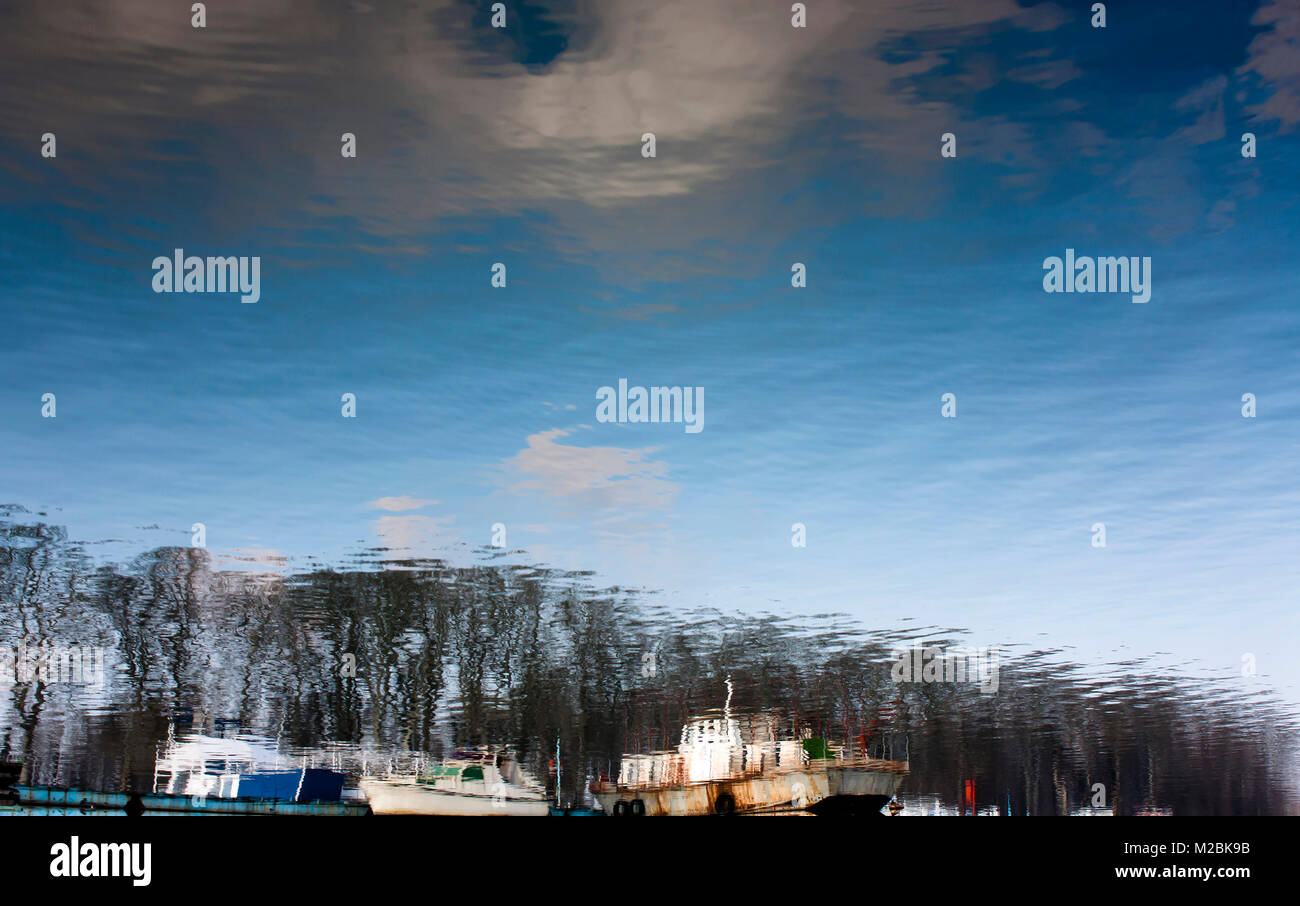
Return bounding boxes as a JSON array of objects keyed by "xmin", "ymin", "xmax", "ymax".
[
  {"xmin": 3, "ymin": 2, "xmax": 1299, "ymax": 818},
  {"xmin": 2, "ymin": 510, "xmax": 1295, "ymax": 815}
]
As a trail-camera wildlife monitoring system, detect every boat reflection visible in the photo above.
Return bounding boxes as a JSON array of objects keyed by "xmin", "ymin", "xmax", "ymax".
[
  {"xmin": 1, "ymin": 511, "xmax": 1296, "ymax": 816},
  {"xmin": 593, "ymin": 680, "xmax": 907, "ymax": 816},
  {"xmin": 361, "ymin": 747, "xmax": 549, "ymax": 816}
]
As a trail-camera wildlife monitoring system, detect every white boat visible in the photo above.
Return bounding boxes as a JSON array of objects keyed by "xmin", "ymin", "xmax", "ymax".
[
  {"xmin": 360, "ymin": 747, "xmax": 549, "ymax": 816},
  {"xmin": 590, "ymin": 681, "xmax": 908, "ymax": 816},
  {"xmin": 151, "ymin": 726, "xmax": 353, "ymax": 806},
  {"xmin": 153, "ymin": 729, "xmax": 286, "ymax": 799}
]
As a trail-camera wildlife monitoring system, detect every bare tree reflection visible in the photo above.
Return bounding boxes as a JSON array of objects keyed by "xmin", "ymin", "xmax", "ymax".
[{"xmin": 0, "ymin": 510, "xmax": 1294, "ymax": 814}]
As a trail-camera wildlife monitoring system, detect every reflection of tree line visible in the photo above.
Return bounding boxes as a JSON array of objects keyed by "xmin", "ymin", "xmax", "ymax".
[{"xmin": 1, "ymin": 511, "xmax": 1294, "ymax": 814}]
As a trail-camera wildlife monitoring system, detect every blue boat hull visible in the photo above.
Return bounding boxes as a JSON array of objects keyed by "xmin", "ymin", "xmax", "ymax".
[{"xmin": 15, "ymin": 785, "xmax": 371, "ymax": 816}]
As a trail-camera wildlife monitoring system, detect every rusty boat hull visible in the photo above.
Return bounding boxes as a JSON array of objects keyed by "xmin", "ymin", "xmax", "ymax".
[{"xmin": 591, "ymin": 759, "xmax": 907, "ymax": 817}]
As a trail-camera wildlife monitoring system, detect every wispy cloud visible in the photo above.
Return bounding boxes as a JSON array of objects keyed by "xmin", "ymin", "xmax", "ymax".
[
  {"xmin": 372, "ymin": 513, "xmax": 457, "ymax": 557},
  {"xmin": 214, "ymin": 547, "xmax": 289, "ymax": 572},
  {"xmin": 503, "ymin": 428, "xmax": 678, "ymax": 514},
  {"xmin": 1240, "ymin": 0, "xmax": 1300, "ymax": 131},
  {"xmin": 367, "ymin": 496, "xmax": 438, "ymax": 512}
]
